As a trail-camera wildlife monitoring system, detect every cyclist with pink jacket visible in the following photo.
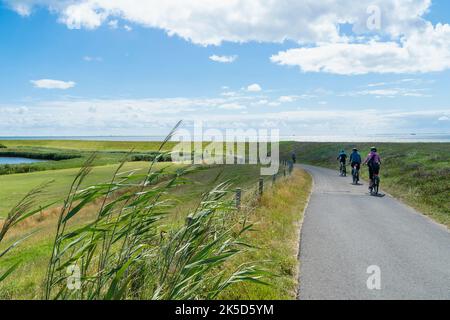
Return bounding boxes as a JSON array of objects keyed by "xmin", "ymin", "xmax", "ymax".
[{"xmin": 363, "ymin": 147, "xmax": 381, "ymax": 193}]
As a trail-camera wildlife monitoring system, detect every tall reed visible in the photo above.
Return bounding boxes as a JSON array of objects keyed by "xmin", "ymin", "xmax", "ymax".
[
  {"xmin": 0, "ymin": 181, "xmax": 54, "ymax": 282},
  {"xmin": 42, "ymin": 123, "xmax": 266, "ymax": 299},
  {"xmin": 1, "ymin": 122, "xmax": 266, "ymax": 299}
]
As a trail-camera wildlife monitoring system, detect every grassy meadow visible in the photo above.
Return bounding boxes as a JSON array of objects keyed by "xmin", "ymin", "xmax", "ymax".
[
  {"xmin": 0, "ymin": 140, "xmax": 178, "ymax": 152},
  {"xmin": 280, "ymin": 142, "xmax": 450, "ymax": 227},
  {"xmin": 0, "ymin": 139, "xmax": 312, "ymax": 300},
  {"xmin": 0, "ymin": 142, "xmax": 173, "ymax": 176},
  {"xmin": 0, "ymin": 162, "xmax": 167, "ymax": 216},
  {"xmin": 0, "ymin": 164, "xmax": 259, "ymax": 298}
]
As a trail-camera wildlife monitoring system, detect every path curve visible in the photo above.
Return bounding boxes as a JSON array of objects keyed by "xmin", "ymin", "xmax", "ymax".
[{"xmin": 298, "ymin": 164, "xmax": 450, "ymax": 300}]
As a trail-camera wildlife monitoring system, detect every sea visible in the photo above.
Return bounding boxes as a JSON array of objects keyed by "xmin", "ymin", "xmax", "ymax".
[{"xmin": 0, "ymin": 133, "xmax": 449, "ymax": 143}]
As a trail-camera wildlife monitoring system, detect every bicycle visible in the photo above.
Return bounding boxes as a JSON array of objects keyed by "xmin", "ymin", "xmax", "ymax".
[
  {"xmin": 339, "ymin": 162, "xmax": 347, "ymax": 176},
  {"xmin": 351, "ymin": 164, "xmax": 360, "ymax": 185},
  {"xmin": 371, "ymin": 173, "xmax": 380, "ymax": 196}
]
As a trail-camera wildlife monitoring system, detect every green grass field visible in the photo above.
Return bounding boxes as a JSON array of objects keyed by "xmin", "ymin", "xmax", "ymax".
[
  {"xmin": 0, "ymin": 154, "xmax": 273, "ymax": 299},
  {"xmin": 0, "ymin": 140, "xmax": 178, "ymax": 152},
  {"xmin": 280, "ymin": 142, "xmax": 450, "ymax": 227},
  {"xmin": 0, "ymin": 145, "xmax": 163, "ymax": 176},
  {"xmin": 0, "ymin": 140, "xmax": 235, "ymax": 176},
  {"xmin": 0, "ymin": 161, "xmax": 177, "ymax": 217}
]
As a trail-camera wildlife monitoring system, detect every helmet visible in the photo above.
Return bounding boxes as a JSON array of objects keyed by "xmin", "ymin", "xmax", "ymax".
[
  {"xmin": 340, "ymin": 149, "xmax": 345, "ymax": 153},
  {"xmin": 371, "ymin": 146, "xmax": 377, "ymax": 152},
  {"xmin": 352, "ymin": 148, "xmax": 358, "ymax": 151}
]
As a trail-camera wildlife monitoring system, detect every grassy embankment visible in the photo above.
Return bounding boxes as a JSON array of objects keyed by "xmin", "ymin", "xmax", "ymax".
[
  {"xmin": 280, "ymin": 142, "xmax": 450, "ymax": 228},
  {"xmin": 221, "ymin": 169, "xmax": 312, "ymax": 299}
]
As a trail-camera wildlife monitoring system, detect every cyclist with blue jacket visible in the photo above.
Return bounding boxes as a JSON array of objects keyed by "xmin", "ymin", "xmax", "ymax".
[
  {"xmin": 349, "ymin": 148, "xmax": 362, "ymax": 170},
  {"xmin": 349, "ymin": 148, "xmax": 362, "ymax": 183}
]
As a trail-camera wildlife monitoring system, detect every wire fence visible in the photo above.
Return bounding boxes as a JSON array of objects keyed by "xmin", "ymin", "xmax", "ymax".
[{"xmin": 234, "ymin": 160, "xmax": 295, "ymax": 210}]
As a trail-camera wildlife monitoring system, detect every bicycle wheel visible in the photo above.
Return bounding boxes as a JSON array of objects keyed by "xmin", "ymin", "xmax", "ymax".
[
  {"xmin": 352, "ymin": 169, "xmax": 357, "ymax": 184},
  {"xmin": 373, "ymin": 176, "xmax": 379, "ymax": 195}
]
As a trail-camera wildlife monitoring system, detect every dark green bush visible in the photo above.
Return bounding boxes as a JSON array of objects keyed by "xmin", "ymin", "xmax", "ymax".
[
  {"xmin": 0, "ymin": 151, "xmax": 81, "ymax": 161},
  {"xmin": 131, "ymin": 152, "xmax": 172, "ymax": 162}
]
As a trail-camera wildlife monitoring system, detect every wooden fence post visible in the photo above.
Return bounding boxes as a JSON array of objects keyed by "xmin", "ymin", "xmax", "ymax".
[
  {"xmin": 288, "ymin": 160, "xmax": 294, "ymax": 175},
  {"xmin": 235, "ymin": 188, "xmax": 242, "ymax": 210},
  {"xmin": 259, "ymin": 177, "xmax": 264, "ymax": 196}
]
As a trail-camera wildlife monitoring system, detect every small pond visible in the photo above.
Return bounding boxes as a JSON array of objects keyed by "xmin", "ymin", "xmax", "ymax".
[{"xmin": 0, "ymin": 157, "xmax": 47, "ymax": 165}]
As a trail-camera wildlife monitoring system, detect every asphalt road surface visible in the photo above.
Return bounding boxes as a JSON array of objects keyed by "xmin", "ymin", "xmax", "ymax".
[{"xmin": 298, "ymin": 165, "xmax": 450, "ymax": 300}]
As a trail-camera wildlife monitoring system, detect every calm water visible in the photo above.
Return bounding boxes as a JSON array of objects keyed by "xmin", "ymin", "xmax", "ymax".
[
  {"xmin": 0, "ymin": 133, "xmax": 449, "ymax": 142},
  {"xmin": 0, "ymin": 157, "xmax": 46, "ymax": 165}
]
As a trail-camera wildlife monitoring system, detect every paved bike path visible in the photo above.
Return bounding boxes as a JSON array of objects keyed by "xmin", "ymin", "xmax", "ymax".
[{"xmin": 298, "ymin": 165, "xmax": 450, "ymax": 300}]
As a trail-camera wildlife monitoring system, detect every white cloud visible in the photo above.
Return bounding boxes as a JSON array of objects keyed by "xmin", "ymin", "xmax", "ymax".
[
  {"xmin": 271, "ymin": 23, "xmax": 450, "ymax": 75},
  {"xmin": 343, "ymin": 87, "xmax": 430, "ymax": 98},
  {"xmin": 19, "ymin": 106, "xmax": 29, "ymax": 114},
  {"xmin": 6, "ymin": 106, "xmax": 30, "ymax": 115},
  {"xmin": 367, "ymin": 82, "xmax": 387, "ymax": 87},
  {"xmin": 11, "ymin": 3, "xmax": 31, "ymax": 16},
  {"xmin": 1, "ymin": 95, "xmax": 448, "ymax": 136},
  {"xmin": 108, "ymin": 19, "xmax": 118, "ymax": 29},
  {"xmin": 219, "ymin": 103, "xmax": 246, "ymax": 110},
  {"xmin": 6, "ymin": 0, "xmax": 450, "ymax": 75},
  {"xmin": 279, "ymin": 96, "xmax": 298, "ymax": 103},
  {"xmin": 4, "ymin": 0, "xmax": 432, "ymax": 45},
  {"xmin": 221, "ymin": 91, "xmax": 238, "ymax": 97},
  {"xmin": 30, "ymin": 79, "xmax": 76, "ymax": 90},
  {"xmin": 278, "ymin": 94, "xmax": 317, "ymax": 102},
  {"xmin": 83, "ymin": 56, "xmax": 102, "ymax": 62},
  {"xmin": 255, "ymin": 99, "xmax": 269, "ymax": 105},
  {"xmin": 209, "ymin": 55, "xmax": 238, "ymax": 63},
  {"xmin": 367, "ymin": 79, "xmax": 421, "ymax": 87},
  {"xmin": 124, "ymin": 24, "xmax": 132, "ymax": 31},
  {"xmin": 60, "ymin": 1, "xmax": 107, "ymax": 29},
  {"xmin": 247, "ymin": 84, "xmax": 262, "ymax": 92},
  {"xmin": 438, "ymin": 116, "xmax": 449, "ymax": 121}
]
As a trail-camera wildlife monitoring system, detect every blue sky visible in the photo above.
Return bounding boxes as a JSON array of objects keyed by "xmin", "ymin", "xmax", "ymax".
[{"xmin": 0, "ymin": 0, "xmax": 449, "ymax": 137}]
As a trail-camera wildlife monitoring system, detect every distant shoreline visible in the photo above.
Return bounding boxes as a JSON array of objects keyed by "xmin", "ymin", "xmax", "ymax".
[{"xmin": 1, "ymin": 134, "xmax": 449, "ymax": 143}]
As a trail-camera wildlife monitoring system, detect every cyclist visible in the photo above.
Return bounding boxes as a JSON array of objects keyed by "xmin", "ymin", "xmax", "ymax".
[
  {"xmin": 349, "ymin": 148, "xmax": 362, "ymax": 184},
  {"xmin": 291, "ymin": 151, "xmax": 297, "ymax": 164},
  {"xmin": 337, "ymin": 150, "xmax": 347, "ymax": 176},
  {"xmin": 363, "ymin": 147, "xmax": 381, "ymax": 193}
]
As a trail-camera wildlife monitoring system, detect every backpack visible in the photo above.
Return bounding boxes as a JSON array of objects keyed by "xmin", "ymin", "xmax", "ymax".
[{"xmin": 367, "ymin": 153, "xmax": 377, "ymax": 167}]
